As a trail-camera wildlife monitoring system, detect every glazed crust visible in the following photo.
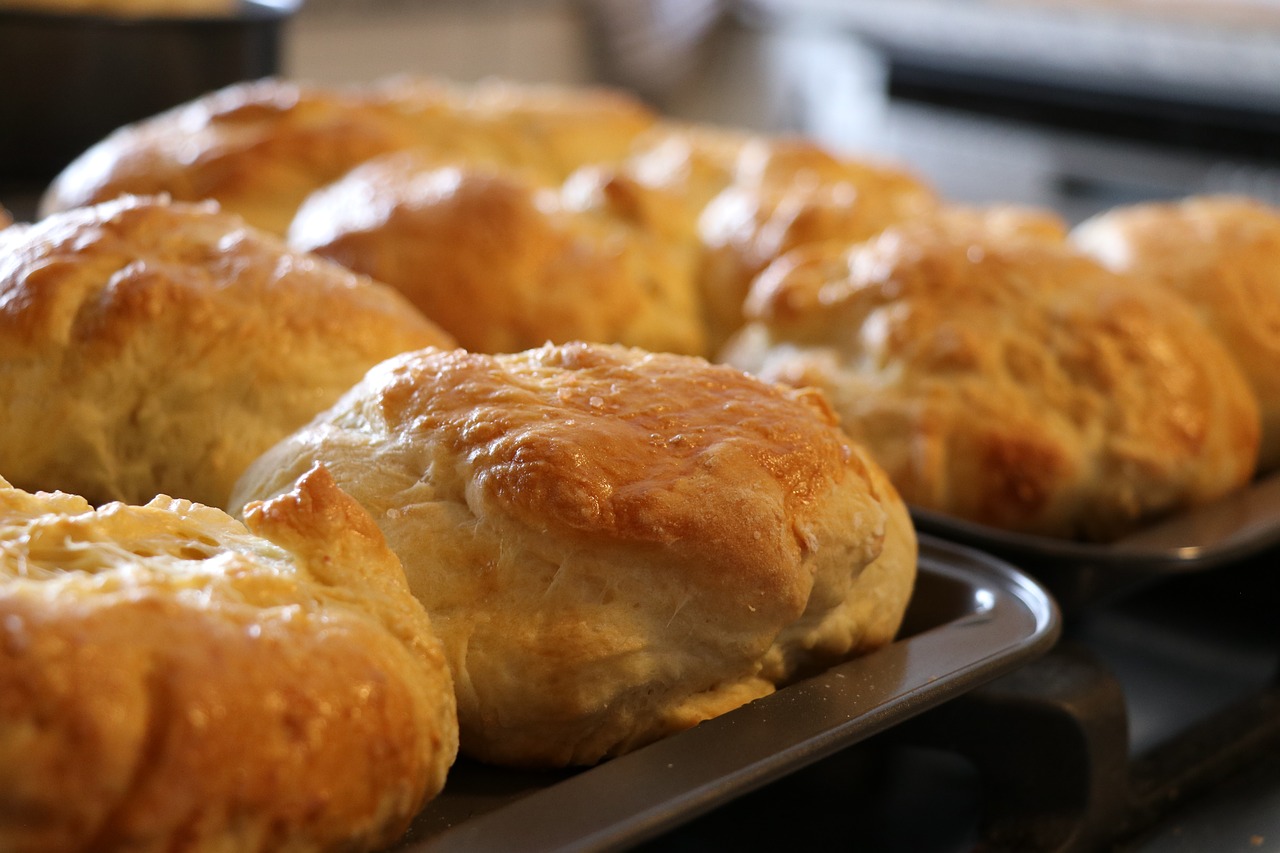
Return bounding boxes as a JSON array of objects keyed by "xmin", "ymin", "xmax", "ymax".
[
  {"xmin": 0, "ymin": 195, "xmax": 453, "ymax": 508},
  {"xmin": 0, "ymin": 465, "xmax": 458, "ymax": 853},
  {"xmin": 720, "ymin": 209, "xmax": 1260, "ymax": 541},
  {"xmin": 1072, "ymin": 195, "xmax": 1280, "ymax": 470},
  {"xmin": 229, "ymin": 342, "xmax": 916, "ymax": 767},
  {"xmin": 288, "ymin": 151, "xmax": 706, "ymax": 355},
  {"xmin": 39, "ymin": 76, "xmax": 940, "ymax": 362},
  {"xmin": 695, "ymin": 137, "xmax": 938, "ymax": 349},
  {"xmin": 40, "ymin": 77, "xmax": 659, "ymax": 237}
]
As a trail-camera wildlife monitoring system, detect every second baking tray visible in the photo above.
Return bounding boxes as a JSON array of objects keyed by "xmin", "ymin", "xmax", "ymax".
[
  {"xmin": 911, "ymin": 470, "xmax": 1280, "ymax": 614},
  {"xmin": 390, "ymin": 534, "xmax": 1060, "ymax": 852}
]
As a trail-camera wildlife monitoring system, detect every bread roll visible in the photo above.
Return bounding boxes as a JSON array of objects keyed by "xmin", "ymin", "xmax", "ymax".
[
  {"xmin": 0, "ymin": 195, "xmax": 453, "ymax": 508},
  {"xmin": 1072, "ymin": 195, "xmax": 1280, "ymax": 470},
  {"xmin": 0, "ymin": 465, "xmax": 457, "ymax": 853},
  {"xmin": 40, "ymin": 79, "xmax": 425, "ymax": 236},
  {"xmin": 387, "ymin": 75, "xmax": 660, "ymax": 183},
  {"xmin": 229, "ymin": 342, "xmax": 916, "ymax": 767},
  {"xmin": 720, "ymin": 208, "xmax": 1260, "ymax": 541},
  {"xmin": 694, "ymin": 139, "xmax": 937, "ymax": 350},
  {"xmin": 40, "ymin": 76, "xmax": 659, "ymax": 236},
  {"xmin": 288, "ymin": 151, "xmax": 706, "ymax": 355}
]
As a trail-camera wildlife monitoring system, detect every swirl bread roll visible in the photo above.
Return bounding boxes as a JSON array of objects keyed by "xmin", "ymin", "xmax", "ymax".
[
  {"xmin": 39, "ymin": 77, "xmax": 659, "ymax": 237},
  {"xmin": 229, "ymin": 342, "xmax": 917, "ymax": 767},
  {"xmin": 720, "ymin": 207, "xmax": 1260, "ymax": 541},
  {"xmin": 1072, "ymin": 195, "xmax": 1280, "ymax": 471},
  {"xmin": 0, "ymin": 195, "xmax": 453, "ymax": 508},
  {"xmin": 288, "ymin": 151, "xmax": 706, "ymax": 356},
  {"xmin": 0, "ymin": 465, "xmax": 458, "ymax": 853}
]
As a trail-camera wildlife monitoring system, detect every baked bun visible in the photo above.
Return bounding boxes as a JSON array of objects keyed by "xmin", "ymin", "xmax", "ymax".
[
  {"xmin": 0, "ymin": 195, "xmax": 453, "ymax": 508},
  {"xmin": 1072, "ymin": 195, "xmax": 1280, "ymax": 470},
  {"xmin": 40, "ymin": 79, "xmax": 425, "ymax": 236},
  {"xmin": 720, "ymin": 208, "xmax": 1260, "ymax": 541},
  {"xmin": 695, "ymin": 137, "xmax": 938, "ymax": 349},
  {"xmin": 40, "ymin": 77, "xmax": 658, "ymax": 236},
  {"xmin": 288, "ymin": 151, "xmax": 705, "ymax": 355},
  {"xmin": 229, "ymin": 342, "xmax": 916, "ymax": 767},
  {"xmin": 0, "ymin": 465, "xmax": 457, "ymax": 853}
]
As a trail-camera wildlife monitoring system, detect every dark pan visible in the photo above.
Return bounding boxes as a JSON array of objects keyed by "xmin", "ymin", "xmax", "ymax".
[
  {"xmin": 0, "ymin": 0, "xmax": 298, "ymax": 183},
  {"xmin": 911, "ymin": 470, "xmax": 1280, "ymax": 614}
]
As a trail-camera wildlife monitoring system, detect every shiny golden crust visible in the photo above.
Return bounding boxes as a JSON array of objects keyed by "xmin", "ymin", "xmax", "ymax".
[
  {"xmin": 622, "ymin": 122, "xmax": 757, "ymax": 213},
  {"xmin": 720, "ymin": 210, "xmax": 1260, "ymax": 541},
  {"xmin": 695, "ymin": 137, "xmax": 938, "ymax": 349},
  {"xmin": 0, "ymin": 466, "xmax": 458, "ymax": 853},
  {"xmin": 288, "ymin": 151, "xmax": 705, "ymax": 355},
  {"xmin": 40, "ymin": 79, "xmax": 426, "ymax": 236},
  {"xmin": 40, "ymin": 77, "xmax": 659, "ymax": 236},
  {"xmin": 0, "ymin": 195, "xmax": 453, "ymax": 508},
  {"xmin": 1072, "ymin": 195, "xmax": 1280, "ymax": 470},
  {"xmin": 386, "ymin": 75, "xmax": 661, "ymax": 182},
  {"xmin": 230, "ymin": 342, "xmax": 916, "ymax": 767}
]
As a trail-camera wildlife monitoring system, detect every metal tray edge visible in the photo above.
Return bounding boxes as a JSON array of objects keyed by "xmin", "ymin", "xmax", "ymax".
[{"xmin": 398, "ymin": 535, "xmax": 1060, "ymax": 853}]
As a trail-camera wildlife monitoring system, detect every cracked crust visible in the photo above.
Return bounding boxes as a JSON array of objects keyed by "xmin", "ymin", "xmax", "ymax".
[
  {"xmin": 1073, "ymin": 195, "xmax": 1280, "ymax": 471},
  {"xmin": 0, "ymin": 466, "xmax": 458, "ymax": 853},
  {"xmin": 721, "ymin": 207, "xmax": 1260, "ymax": 541},
  {"xmin": 229, "ymin": 342, "xmax": 916, "ymax": 767},
  {"xmin": 0, "ymin": 195, "xmax": 452, "ymax": 507}
]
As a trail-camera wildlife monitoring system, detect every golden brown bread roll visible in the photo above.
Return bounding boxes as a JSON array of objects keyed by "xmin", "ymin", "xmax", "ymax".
[
  {"xmin": 0, "ymin": 194, "xmax": 453, "ymax": 508},
  {"xmin": 622, "ymin": 122, "xmax": 757, "ymax": 213},
  {"xmin": 229, "ymin": 342, "xmax": 917, "ymax": 767},
  {"xmin": 694, "ymin": 137, "xmax": 938, "ymax": 350},
  {"xmin": 288, "ymin": 151, "xmax": 706, "ymax": 355},
  {"xmin": 1072, "ymin": 195, "xmax": 1280, "ymax": 471},
  {"xmin": 719, "ymin": 208, "xmax": 1260, "ymax": 541},
  {"xmin": 40, "ymin": 76, "xmax": 659, "ymax": 236},
  {"xmin": 40, "ymin": 79, "xmax": 425, "ymax": 236},
  {"xmin": 387, "ymin": 75, "xmax": 661, "ymax": 183},
  {"xmin": 0, "ymin": 465, "xmax": 458, "ymax": 853}
]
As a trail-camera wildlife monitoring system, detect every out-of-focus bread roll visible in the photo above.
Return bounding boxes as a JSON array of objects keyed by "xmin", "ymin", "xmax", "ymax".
[
  {"xmin": 40, "ymin": 76, "xmax": 659, "ymax": 236},
  {"xmin": 288, "ymin": 151, "xmax": 705, "ymax": 355},
  {"xmin": 0, "ymin": 465, "xmax": 457, "ymax": 853},
  {"xmin": 622, "ymin": 122, "xmax": 756, "ymax": 214},
  {"xmin": 695, "ymin": 138, "xmax": 938, "ymax": 349},
  {"xmin": 1072, "ymin": 195, "xmax": 1280, "ymax": 471},
  {"xmin": 229, "ymin": 342, "xmax": 916, "ymax": 767},
  {"xmin": 0, "ymin": 195, "xmax": 453, "ymax": 508},
  {"xmin": 720, "ymin": 208, "xmax": 1260, "ymax": 541},
  {"xmin": 387, "ymin": 75, "xmax": 661, "ymax": 183},
  {"xmin": 40, "ymin": 80, "xmax": 424, "ymax": 236}
]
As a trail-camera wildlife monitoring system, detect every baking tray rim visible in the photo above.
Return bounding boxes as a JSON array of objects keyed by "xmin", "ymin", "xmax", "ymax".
[{"xmin": 393, "ymin": 533, "xmax": 1061, "ymax": 852}]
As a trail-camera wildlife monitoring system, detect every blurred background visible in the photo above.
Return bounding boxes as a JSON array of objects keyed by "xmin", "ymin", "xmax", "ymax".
[
  {"xmin": 286, "ymin": 0, "xmax": 1280, "ymax": 223},
  {"xmin": 5, "ymin": 0, "xmax": 1280, "ymax": 223}
]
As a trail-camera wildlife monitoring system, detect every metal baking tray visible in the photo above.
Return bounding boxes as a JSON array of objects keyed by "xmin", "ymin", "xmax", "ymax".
[
  {"xmin": 0, "ymin": 0, "xmax": 298, "ymax": 184},
  {"xmin": 911, "ymin": 471, "xmax": 1280, "ymax": 614},
  {"xmin": 389, "ymin": 534, "xmax": 1060, "ymax": 852}
]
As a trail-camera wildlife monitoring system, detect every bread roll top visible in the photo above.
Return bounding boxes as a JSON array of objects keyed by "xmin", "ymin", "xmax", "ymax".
[
  {"xmin": 231, "ymin": 342, "xmax": 916, "ymax": 767},
  {"xmin": 722, "ymin": 208, "xmax": 1260, "ymax": 541},
  {"xmin": 0, "ymin": 466, "xmax": 458, "ymax": 853}
]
